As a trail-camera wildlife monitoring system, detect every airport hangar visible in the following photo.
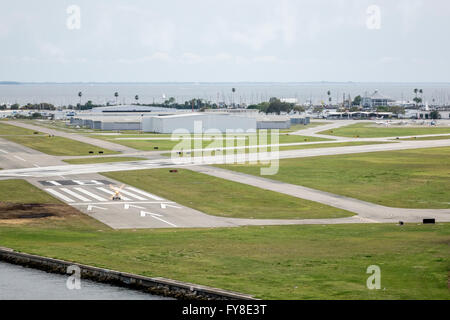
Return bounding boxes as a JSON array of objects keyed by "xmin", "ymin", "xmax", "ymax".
[{"xmin": 69, "ymin": 105, "xmax": 310, "ymax": 133}]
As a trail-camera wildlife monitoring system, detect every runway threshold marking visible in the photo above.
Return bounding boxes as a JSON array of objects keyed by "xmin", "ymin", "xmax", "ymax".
[
  {"xmin": 60, "ymin": 188, "xmax": 90, "ymax": 202},
  {"xmin": 126, "ymin": 187, "xmax": 165, "ymax": 201},
  {"xmin": 71, "ymin": 201, "xmax": 176, "ymax": 205},
  {"xmin": 73, "ymin": 187, "xmax": 107, "ymax": 201},
  {"xmin": 117, "ymin": 189, "xmax": 147, "ymax": 201},
  {"xmin": 0, "ymin": 149, "xmax": 8, "ymax": 154},
  {"xmin": 45, "ymin": 188, "xmax": 74, "ymax": 203},
  {"xmin": 48, "ymin": 180, "xmax": 61, "ymax": 186},
  {"xmin": 96, "ymin": 187, "xmax": 132, "ymax": 201},
  {"xmin": 73, "ymin": 180, "xmax": 104, "ymax": 186}
]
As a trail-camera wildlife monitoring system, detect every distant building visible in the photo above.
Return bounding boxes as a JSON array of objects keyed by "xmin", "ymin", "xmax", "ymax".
[
  {"xmin": 413, "ymin": 110, "xmax": 450, "ymax": 119},
  {"xmin": 142, "ymin": 113, "xmax": 257, "ymax": 133},
  {"xmin": 280, "ymin": 98, "xmax": 299, "ymax": 105},
  {"xmin": 362, "ymin": 90, "xmax": 395, "ymax": 108}
]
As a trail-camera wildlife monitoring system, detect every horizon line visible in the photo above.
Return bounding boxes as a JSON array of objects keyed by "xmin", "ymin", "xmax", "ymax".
[{"xmin": 2, "ymin": 81, "xmax": 450, "ymax": 85}]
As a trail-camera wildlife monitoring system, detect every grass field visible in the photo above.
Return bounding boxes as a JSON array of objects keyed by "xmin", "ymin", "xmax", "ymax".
[
  {"xmin": 0, "ymin": 178, "xmax": 448, "ymax": 299},
  {"xmin": 92, "ymin": 134, "xmax": 330, "ymax": 151},
  {"xmin": 0, "ymin": 179, "xmax": 62, "ymax": 204},
  {"xmin": 320, "ymin": 123, "xmax": 450, "ymax": 138},
  {"xmin": 400, "ymin": 135, "xmax": 450, "ymax": 141},
  {"xmin": 0, "ymin": 122, "xmax": 118, "ymax": 156},
  {"xmin": 0, "ymin": 121, "xmax": 46, "ymax": 136},
  {"xmin": 63, "ymin": 156, "xmax": 147, "ymax": 164},
  {"xmin": 217, "ymin": 147, "xmax": 450, "ymax": 209},
  {"xmin": 18, "ymin": 120, "xmax": 145, "ymax": 134},
  {"xmin": 0, "ymin": 213, "xmax": 448, "ymax": 299},
  {"xmin": 280, "ymin": 122, "xmax": 329, "ymax": 133},
  {"xmin": 277, "ymin": 141, "xmax": 394, "ymax": 151},
  {"xmin": 102, "ymin": 168, "xmax": 352, "ymax": 219},
  {"xmin": 161, "ymin": 141, "xmax": 395, "ymax": 157}
]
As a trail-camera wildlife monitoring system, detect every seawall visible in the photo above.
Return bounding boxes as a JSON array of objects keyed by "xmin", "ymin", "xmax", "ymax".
[{"xmin": 0, "ymin": 247, "xmax": 256, "ymax": 300}]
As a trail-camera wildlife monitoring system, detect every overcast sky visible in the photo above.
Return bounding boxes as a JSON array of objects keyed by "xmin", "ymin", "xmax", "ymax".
[{"xmin": 1, "ymin": 0, "xmax": 449, "ymax": 82}]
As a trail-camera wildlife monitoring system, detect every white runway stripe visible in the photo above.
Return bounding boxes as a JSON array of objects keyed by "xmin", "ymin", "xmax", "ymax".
[
  {"xmin": 45, "ymin": 189, "xmax": 74, "ymax": 203},
  {"xmin": 74, "ymin": 187, "xmax": 107, "ymax": 201},
  {"xmin": 96, "ymin": 187, "xmax": 131, "ymax": 201},
  {"xmin": 14, "ymin": 155, "xmax": 26, "ymax": 162},
  {"xmin": 60, "ymin": 188, "xmax": 90, "ymax": 202},
  {"xmin": 119, "ymin": 189, "xmax": 147, "ymax": 201},
  {"xmin": 126, "ymin": 187, "xmax": 165, "ymax": 201},
  {"xmin": 48, "ymin": 180, "xmax": 61, "ymax": 186},
  {"xmin": 150, "ymin": 215, "xmax": 177, "ymax": 227}
]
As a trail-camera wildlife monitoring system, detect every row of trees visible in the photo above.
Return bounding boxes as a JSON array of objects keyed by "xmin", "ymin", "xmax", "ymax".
[
  {"xmin": 141, "ymin": 98, "xmax": 219, "ymax": 110},
  {"xmin": 248, "ymin": 98, "xmax": 305, "ymax": 115},
  {"xmin": 0, "ymin": 103, "xmax": 56, "ymax": 110}
]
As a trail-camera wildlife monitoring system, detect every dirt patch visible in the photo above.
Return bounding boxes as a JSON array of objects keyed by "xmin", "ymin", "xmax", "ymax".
[{"xmin": 0, "ymin": 203, "xmax": 81, "ymax": 220}]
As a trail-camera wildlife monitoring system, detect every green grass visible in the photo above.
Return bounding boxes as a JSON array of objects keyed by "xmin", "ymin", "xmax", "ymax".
[
  {"xmin": 217, "ymin": 147, "xmax": 450, "ymax": 209},
  {"xmin": 0, "ymin": 179, "xmax": 62, "ymax": 204},
  {"xmin": 320, "ymin": 123, "xmax": 450, "ymax": 138},
  {"xmin": 0, "ymin": 122, "xmax": 118, "ymax": 156},
  {"xmin": 0, "ymin": 122, "xmax": 45, "ymax": 136},
  {"xmin": 161, "ymin": 141, "xmax": 395, "ymax": 157},
  {"xmin": 278, "ymin": 141, "xmax": 394, "ymax": 151},
  {"xmin": 94, "ymin": 134, "xmax": 329, "ymax": 151},
  {"xmin": 63, "ymin": 157, "xmax": 147, "ymax": 165},
  {"xmin": 102, "ymin": 168, "xmax": 352, "ymax": 219},
  {"xmin": 0, "ymin": 215, "xmax": 448, "ymax": 299},
  {"xmin": 281, "ymin": 122, "xmax": 329, "ymax": 133},
  {"xmin": 19, "ymin": 120, "xmax": 145, "ymax": 134},
  {"xmin": 400, "ymin": 135, "xmax": 450, "ymax": 141}
]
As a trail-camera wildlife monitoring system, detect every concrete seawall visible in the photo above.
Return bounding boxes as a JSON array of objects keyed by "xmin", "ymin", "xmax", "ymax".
[{"xmin": 0, "ymin": 247, "xmax": 256, "ymax": 300}]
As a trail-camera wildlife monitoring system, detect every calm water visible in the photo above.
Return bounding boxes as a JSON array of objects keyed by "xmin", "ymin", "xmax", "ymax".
[
  {"xmin": 1, "ymin": 82, "xmax": 449, "ymax": 106},
  {"xmin": 0, "ymin": 261, "xmax": 171, "ymax": 300}
]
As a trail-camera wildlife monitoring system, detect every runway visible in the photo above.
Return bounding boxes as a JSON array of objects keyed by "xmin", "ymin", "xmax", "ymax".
[
  {"xmin": 1, "ymin": 120, "xmax": 449, "ymax": 229},
  {"xmin": 1, "ymin": 138, "xmax": 449, "ymax": 178}
]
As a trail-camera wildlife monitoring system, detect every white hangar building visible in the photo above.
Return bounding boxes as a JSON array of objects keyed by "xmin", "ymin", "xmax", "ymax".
[{"xmin": 142, "ymin": 113, "xmax": 257, "ymax": 133}]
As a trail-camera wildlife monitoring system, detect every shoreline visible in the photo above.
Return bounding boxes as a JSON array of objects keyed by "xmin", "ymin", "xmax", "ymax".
[{"xmin": 0, "ymin": 246, "xmax": 256, "ymax": 301}]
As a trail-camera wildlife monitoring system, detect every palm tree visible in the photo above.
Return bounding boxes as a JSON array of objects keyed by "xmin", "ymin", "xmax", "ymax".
[
  {"xmin": 135, "ymin": 95, "xmax": 139, "ymax": 104},
  {"xmin": 231, "ymin": 88, "xmax": 236, "ymax": 107},
  {"xmin": 114, "ymin": 92, "xmax": 119, "ymax": 105},
  {"xmin": 413, "ymin": 88, "xmax": 419, "ymax": 106},
  {"xmin": 78, "ymin": 91, "xmax": 82, "ymax": 106},
  {"xmin": 327, "ymin": 90, "xmax": 331, "ymax": 106}
]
